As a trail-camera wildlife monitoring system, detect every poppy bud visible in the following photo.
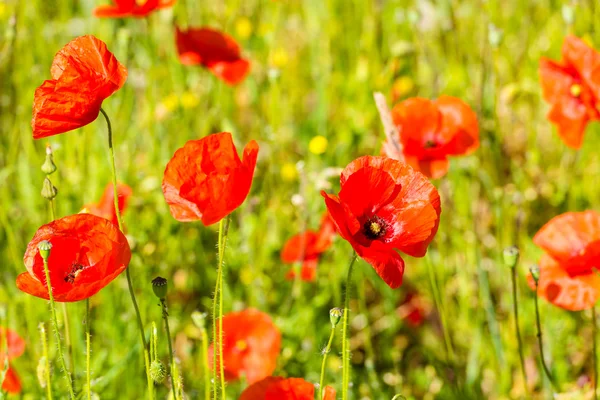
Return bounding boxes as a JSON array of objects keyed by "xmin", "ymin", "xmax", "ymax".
[
  {"xmin": 37, "ymin": 356, "xmax": 48, "ymax": 388},
  {"xmin": 37, "ymin": 240, "xmax": 52, "ymax": 260},
  {"xmin": 191, "ymin": 311, "xmax": 207, "ymax": 330},
  {"xmin": 41, "ymin": 177, "xmax": 58, "ymax": 200},
  {"xmin": 329, "ymin": 308, "xmax": 343, "ymax": 327},
  {"xmin": 41, "ymin": 145, "xmax": 57, "ymax": 175},
  {"xmin": 152, "ymin": 277, "xmax": 168, "ymax": 300},
  {"xmin": 529, "ymin": 265, "xmax": 540, "ymax": 284},
  {"xmin": 503, "ymin": 246, "xmax": 520, "ymax": 268},
  {"xmin": 150, "ymin": 360, "xmax": 167, "ymax": 384}
]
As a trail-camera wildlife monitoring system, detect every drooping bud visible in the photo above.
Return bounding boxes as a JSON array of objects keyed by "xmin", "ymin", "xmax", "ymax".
[
  {"xmin": 41, "ymin": 177, "xmax": 58, "ymax": 200},
  {"xmin": 329, "ymin": 308, "xmax": 343, "ymax": 327},
  {"xmin": 41, "ymin": 145, "xmax": 57, "ymax": 175},
  {"xmin": 150, "ymin": 360, "xmax": 167, "ymax": 384},
  {"xmin": 191, "ymin": 311, "xmax": 207, "ymax": 330},
  {"xmin": 529, "ymin": 265, "xmax": 540, "ymax": 284},
  {"xmin": 152, "ymin": 277, "xmax": 168, "ymax": 300},
  {"xmin": 37, "ymin": 240, "xmax": 52, "ymax": 260},
  {"xmin": 503, "ymin": 246, "xmax": 520, "ymax": 268},
  {"xmin": 36, "ymin": 356, "xmax": 48, "ymax": 388}
]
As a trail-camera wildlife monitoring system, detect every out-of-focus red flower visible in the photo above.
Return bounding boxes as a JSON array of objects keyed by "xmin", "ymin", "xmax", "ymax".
[
  {"xmin": 322, "ymin": 156, "xmax": 441, "ymax": 289},
  {"xmin": 539, "ymin": 35, "xmax": 600, "ymax": 149},
  {"xmin": 175, "ymin": 26, "xmax": 250, "ymax": 85},
  {"xmin": 528, "ymin": 211, "xmax": 600, "ymax": 311},
  {"xmin": 84, "ymin": 183, "xmax": 132, "ymax": 226},
  {"xmin": 32, "ymin": 35, "xmax": 127, "ymax": 139},
  {"xmin": 0, "ymin": 328, "xmax": 25, "ymax": 394},
  {"xmin": 282, "ymin": 213, "xmax": 336, "ymax": 282},
  {"xmin": 16, "ymin": 214, "xmax": 131, "ymax": 302},
  {"xmin": 93, "ymin": 0, "xmax": 175, "ymax": 18},
  {"xmin": 209, "ymin": 309, "xmax": 280, "ymax": 384},
  {"xmin": 397, "ymin": 291, "xmax": 428, "ymax": 327},
  {"xmin": 383, "ymin": 96, "xmax": 479, "ymax": 179},
  {"xmin": 240, "ymin": 376, "xmax": 336, "ymax": 400},
  {"xmin": 162, "ymin": 132, "xmax": 258, "ymax": 226}
]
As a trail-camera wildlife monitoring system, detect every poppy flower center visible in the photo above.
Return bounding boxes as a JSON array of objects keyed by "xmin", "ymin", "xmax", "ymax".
[
  {"xmin": 424, "ymin": 140, "xmax": 438, "ymax": 149},
  {"xmin": 64, "ymin": 262, "xmax": 87, "ymax": 284},
  {"xmin": 570, "ymin": 84, "xmax": 582, "ymax": 97},
  {"xmin": 235, "ymin": 339, "xmax": 248, "ymax": 352},
  {"xmin": 363, "ymin": 216, "xmax": 387, "ymax": 239}
]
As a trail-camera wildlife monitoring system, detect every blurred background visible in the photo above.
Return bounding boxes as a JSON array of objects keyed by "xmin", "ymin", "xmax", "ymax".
[{"xmin": 1, "ymin": 0, "xmax": 600, "ymax": 398}]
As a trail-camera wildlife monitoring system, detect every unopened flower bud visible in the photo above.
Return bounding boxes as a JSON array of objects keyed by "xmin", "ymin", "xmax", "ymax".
[
  {"xmin": 150, "ymin": 360, "xmax": 167, "ymax": 384},
  {"xmin": 529, "ymin": 265, "xmax": 540, "ymax": 284},
  {"xmin": 330, "ymin": 308, "xmax": 343, "ymax": 327},
  {"xmin": 503, "ymin": 246, "xmax": 520, "ymax": 268},
  {"xmin": 191, "ymin": 311, "xmax": 207, "ymax": 330},
  {"xmin": 38, "ymin": 240, "xmax": 52, "ymax": 259},
  {"xmin": 41, "ymin": 177, "xmax": 58, "ymax": 200},
  {"xmin": 37, "ymin": 356, "xmax": 48, "ymax": 388},
  {"xmin": 41, "ymin": 145, "xmax": 57, "ymax": 175},
  {"xmin": 152, "ymin": 277, "xmax": 168, "ymax": 300}
]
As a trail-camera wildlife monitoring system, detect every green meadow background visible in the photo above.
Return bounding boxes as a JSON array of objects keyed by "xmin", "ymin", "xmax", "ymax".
[{"xmin": 1, "ymin": 0, "xmax": 600, "ymax": 398}]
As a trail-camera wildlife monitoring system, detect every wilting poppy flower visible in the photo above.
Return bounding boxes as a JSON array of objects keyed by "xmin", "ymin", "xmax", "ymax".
[
  {"xmin": 383, "ymin": 96, "xmax": 479, "ymax": 179},
  {"xmin": 32, "ymin": 35, "xmax": 127, "ymax": 139},
  {"xmin": 209, "ymin": 309, "xmax": 280, "ymax": 384},
  {"xmin": 240, "ymin": 376, "xmax": 336, "ymax": 400},
  {"xmin": 322, "ymin": 156, "xmax": 441, "ymax": 289},
  {"xmin": 84, "ymin": 183, "xmax": 132, "ymax": 226},
  {"xmin": 175, "ymin": 26, "xmax": 250, "ymax": 85},
  {"xmin": 529, "ymin": 211, "xmax": 600, "ymax": 311},
  {"xmin": 0, "ymin": 328, "xmax": 25, "ymax": 394},
  {"xmin": 282, "ymin": 213, "xmax": 336, "ymax": 282},
  {"xmin": 539, "ymin": 35, "xmax": 600, "ymax": 149},
  {"xmin": 93, "ymin": 0, "xmax": 175, "ymax": 18},
  {"xmin": 16, "ymin": 214, "xmax": 131, "ymax": 302},
  {"xmin": 162, "ymin": 132, "xmax": 258, "ymax": 226}
]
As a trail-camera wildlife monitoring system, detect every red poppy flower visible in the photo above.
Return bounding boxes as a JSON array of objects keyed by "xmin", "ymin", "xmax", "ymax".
[
  {"xmin": 383, "ymin": 96, "xmax": 479, "ymax": 179},
  {"xmin": 539, "ymin": 35, "xmax": 600, "ymax": 149},
  {"xmin": 162, "ymin": 132, "xmax": 258, "ymax": 226},
  {"xmin": 282, "ymin": 213, "xmax": 336, "ymax": 282},
  {"xmin": 84, "ymin": 183, "xmax": 132, "ymax": 226},
  {"xmin": 32, "ymin": 35, "xmax": 127, "ymax": 139},
  {"xmin": 240, "ymin": 376, "xmax": 336, "ymax": 400},
  {"xmin": 208, "ymin": 309, "xmax": 280, "ymax": 384},
  {"xmin": 397, "ymin": 291, "xmax": 427, "ymax": 327},
  {"xmin": 528, "ymin": 211, "xmax": 600, "ymax": 311},
  {"xmin": 94, "ymin": 0, "xmax": 175, "ymax": 18},
  {"xmin": 0, "ymin": 328, "xmax": 25, "ymax": 394},
  {"xmin": 16, "ymin": 214, "xmax": 131, "ymax": 302},
  {"xmin": 175, "ymin": 27, "xmax": 250, "ymax": 85},
  {"xmin": 322, "ymin": 156, "xmax": 441, "ymax": 289}
]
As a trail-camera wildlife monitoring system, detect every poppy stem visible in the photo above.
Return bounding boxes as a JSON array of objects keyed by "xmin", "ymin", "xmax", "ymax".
[
  {"xmin": 341, "ymin": 252, "xmax": 358, "ymax": 400},
  {"xmin": 425, "ymin": 253, "xmax": 455, "ymax": 361},
  {"xmin": 86, "ymin": 298, "xmax": 92, "ymax": 400},
  {"xmin": 160, "ymin": 298, "xmax": 178, "ymax": 400},
  {"xmin": 200, "ymin": 321, "xmax": 210, "ymax": 400},
  {"xmin": 39, "ymin": 323, "xmax": 53, "ymax": 400},
  {"xmin": 533, "ymin": 281, "xmax": 557, "ymax": 392},
  {"xmin": 509, "ymin": 256, "xmax": 527, "ymax": 393},
  {"xmin": 61, "ymin": 303, "xmax": 74, "ymax": 376},
  {"xmin": 319, "ymin": 322, "xmax": 336, "ymax": 400},
  {"xmin": 40, "ymin": 252, "xmax": 76, "ymax": 399},
  {"xmin": 593, "ymin": 305, "xmax": 598, "ymax": 400},
  {"xmin": 99, "ymin": 108, "xmax": 153, "ymax": 398}
]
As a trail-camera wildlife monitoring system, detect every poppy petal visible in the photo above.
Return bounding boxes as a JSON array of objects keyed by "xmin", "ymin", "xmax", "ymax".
[
  {"xmin": 281, "ymin": 232, "xmax": 320, "ymax": 262},
  {"xmin": 435, "ymin": 95, "xmax": 479, "ymax": 155},
  {"xmin": 207, "ymin": 59, "xmax": 251, "ymax": 86},
  {"xmin": 240, "ymin": 376, "xmax": 284, "ymax": 400},
  {"xmin": 360, "ymin": 245, "xmax": 406, "ymax": 289},
  {"xmin": 1, "ymin": 367, "xmax": 21, "ymax": 394},
  {"xmin": 562, "ymin": 35, "xmax": 600, "ymax": 97},
  {"xmin": 323, "ymin": 386, "xmax": 336, "ymax": 400},
  {"xmin": 265, "ymin": 377, "xmax": 314, "ymax": 399}
]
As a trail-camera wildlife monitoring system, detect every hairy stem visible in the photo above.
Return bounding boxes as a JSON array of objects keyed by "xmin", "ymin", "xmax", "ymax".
[
  {"xmin": 510, "ymin": 265, "xmax": 527, "ymax": 393},
  {"xmin": 319, "ymin": 325, "xmax": 336, "ymax": 400},
  {"xmin": 534, "ymin": 282, "xmax": 557, "ymax": 392},
  {"xmin": 161, "ymin": 299, "xmax": 177, "ymax": 400},
  {"xmin": 39, "ymin": 323, "xmax": 53, "ymax": 400},
  {"xmin": 86, "ymin": 299, "xmax": 92, "ymax": 400},
  {"xmin": 341, "ymin": 253, "xmax": 358, "ymax": 400}
]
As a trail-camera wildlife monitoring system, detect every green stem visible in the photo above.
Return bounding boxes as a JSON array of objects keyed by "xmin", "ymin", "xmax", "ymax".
[
  {"xmin": 41, "ymin": 256, "xmax": 75, "ymax": 399},
  {"xmin": 319, "ymin": 325, "xmax": 336, "ymax": 400},
  {"xmin": 86, "ymin": 299, "xmax": 92, "ymax": 400},
  {"xmin": 534, "ymin": 282, "xmax": 557, "ymax": 392},
  {"xmin": 593, "ymin": 306, "xmax": 598, "ymax": 400},
  {"xmin": 212, "ymin": 216, "xmax": 230, "ymax": 400},
  {"xmin": 99, "ymin": 108, "xmax": 152, "ymax": 399},
  {"xmin": 61, "ymin": 303, "xmax": 74, "ymax": 375},
  {"xmin": 161, "ymin": 299, "xmax": 177, "ymax": 400},
  {"xmin": 201, "ymin": 325, "xmax": 210, "ymax": 400},
  {"xmin": 341, "ymin": 253, "xmax": 358, "ymax": 400},
  {"xmin": 510, "ymin": 265, "xmax": 527, "ymax": 393},
  {"xmin": 49, "ymin": 198, "xmax": 56, "ymax": 221},
  {"xmin": 39, "ymin": 323, "xmax": 53, "ymax": 400},
  {"xmin": 425, "ymin": 253, "xmax": 455, "ymax": 361}
]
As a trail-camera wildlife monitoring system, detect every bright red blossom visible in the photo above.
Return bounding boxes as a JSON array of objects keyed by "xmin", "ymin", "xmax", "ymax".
[
  {"xmin": 240, "ymin": 376, "xmax": 336, "ymax": 400},
  {"xmin": 539, "ymin": 35, "xmax": 600, "ymax": 149},
  {"xmin": 84, "ymin": 183, "xmax": 132, "ymax": 226},
  {"xmin": 529, "ymin": 211, "xmax": 600, "ymax": 311},
  {"xmin": 383, "ymin": 96, "xmax": 479, "ymax": 179},
  {"xmin": 175, "ymin": 27, "xmax": 250, "ymax": 85},
  {"xmin": 16, "ymin": 214, "xmax": 131, "ymax": 302},
  {"xmin": 0, "ymin": 328, "xmax": 25, "ymax": 394},
  {"xmin": 209, "ymin": 309, "xmax": 280, "ymax": 384},
  {"xmin": 322, "ymin": 156, "xmax": 441, "ymax": 289},
  {"xmin": 94, "ymin": 0, "xmax": 175, "ymax": 18},
  {"xmin": 32, "ymin": 35, "xmax": 127, "ymax": 139},
  {"xmin": 282, "ymin": 213, "xmax": 336, "ymax": 282},
  {"xmin": 162, "ymin": 132, "xmax": 258, "ymax": 226}
]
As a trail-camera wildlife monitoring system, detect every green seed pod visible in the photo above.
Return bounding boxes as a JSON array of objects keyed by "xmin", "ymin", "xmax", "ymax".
[
  {"xmin": 41, "ymin": 145, "xmax": 57, "ymax": 175},
  {"xmin": 529, "ymin": 265, "xmax": 540, "ymax": 284},
  {"xmin": 329, "ymin": 307, "xmax": 343, "ymax": 327},
  {"xmin": 152, "ymin": 277, "xmax": 168, "ymax": 300},
  {"xmin": 37, "ymin": 240, "xmax": 52, "ymax": 260},
  {"xmin": 503, "ymin": 246, "xmax": 520, "ymax": 268},
  {"xmin": 150, "ymin": 360, "xmax": 167, "ymax": 384},
  {"xmin": 36, "ymin": 356, "xmax": 48, "ymax": 388},
  {"xmin": 41, "ymin": 177, "xmax": 58, "ymax": 200}
]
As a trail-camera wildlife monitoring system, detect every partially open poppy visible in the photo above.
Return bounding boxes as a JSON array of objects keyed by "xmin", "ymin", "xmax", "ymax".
[
  {"xmin": 240, "ymin": 376, "xmax": 336, "ymax": 400},
  {"xmin": 175, "ymin": 26, "xmax": 250, "ymax": 85},
  {"xmin": 539, "ymin": 35, "xmax": 600, "ymax": 149},
  {"xmin": 322, "ymin": 156, "xmax": 441, "ymax": 289},
  {"xmin": 383, "ymin": 96, "xmax": 479, "ymax": 179},
  {"xmin": 16, "ymin": 214, "xmax": 131, "ymax": 302},
  {"xmin": 0, "ymin": 328, "xmax": 25, "ymax": 394},
  {"xmin": 282, "ymin": 213, "xmax": 336, "ymax": 282},
  {"xmin": 162, "ymin": 132, "xmax": 258, "ymax": 226},
  {"xmin": 529, "ymin": 211, "xmax": 600, "ymax": 311},
  {"xmin": 32, "ymin": 35, "xmax": 127, "ymax": 139},
  {"xmin": 94, "ymin": 0, "xmax": 175, "ymax": 18},
  {"xmin": 84, "ymin": 183, "xmax": 132, "ymax": 226},
  {"xmin": 208, "ymin": 309, "xmax": 280, "ymax": 384}
]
